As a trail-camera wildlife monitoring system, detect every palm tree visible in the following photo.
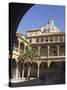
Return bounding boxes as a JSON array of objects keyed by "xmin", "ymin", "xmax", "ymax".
[
  {"xmin": 25, "ymin": 46, "xmax": 39, "ymax": 78},
  {"xmin": 18, "ymin": 46, "xmax": 39, "ymax": 79},
  {"xmin": 18, "ymin": 48, "xmax": 27, "ymax": 78}
]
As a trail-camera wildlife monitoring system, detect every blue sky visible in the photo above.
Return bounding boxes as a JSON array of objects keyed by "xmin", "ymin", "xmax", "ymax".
[{"xmin": 17, "ymin": 4, "xmax": 65, "ymax": 35}]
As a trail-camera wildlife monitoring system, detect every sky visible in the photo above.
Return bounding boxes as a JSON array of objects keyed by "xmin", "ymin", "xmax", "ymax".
[{"xmin": 17, "ymin": 4, "xmax": 65, "ymax": 35}]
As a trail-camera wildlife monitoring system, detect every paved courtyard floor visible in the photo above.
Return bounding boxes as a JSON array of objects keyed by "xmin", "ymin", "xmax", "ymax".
[{"xmin": 9, "ymin": 75, "xmax": 65, "ymax": 87}]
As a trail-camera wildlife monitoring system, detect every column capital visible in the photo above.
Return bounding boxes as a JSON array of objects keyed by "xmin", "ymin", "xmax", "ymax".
[
  {"xmin": 38, "ymin": 46, "xmax": 41, "ymax": 49},
  {"xmin": 48, "ymin": 45, "xmax": 50, "ymax": 49}
]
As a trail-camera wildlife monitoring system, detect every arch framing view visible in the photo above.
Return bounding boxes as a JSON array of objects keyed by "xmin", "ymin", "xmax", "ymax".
[{"xmin": 9, "ymin": 3, "xmax": 65, "ymax": 87}]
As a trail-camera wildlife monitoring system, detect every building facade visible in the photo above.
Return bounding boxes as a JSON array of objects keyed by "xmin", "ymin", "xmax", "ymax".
[{"xmin": 10, "ymin": 19, "xmax": 65, "ymax": 81}]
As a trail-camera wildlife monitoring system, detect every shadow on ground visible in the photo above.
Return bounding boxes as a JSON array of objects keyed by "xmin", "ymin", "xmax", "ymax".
[{"xmin": 9, "ymin": 74, "xmax": 65, "ymax": 87}]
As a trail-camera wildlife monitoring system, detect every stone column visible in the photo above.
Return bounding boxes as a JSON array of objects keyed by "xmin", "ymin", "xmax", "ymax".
[
  {"xmin": 47, "ymin": 46, "xmax": 50, "ymax": 67},
  {"xmin": 44, "ymin": 37, "xmax": 45, "ymax": 42},
  {"xmin": 48, "ymin": 36, "xmax": 50, "ymax": 42},
  {"xmin": 47, "ymin": 46, "xmax": 50, "ymax": 68},
  {"xmin": 22, "ymin": 65, "xmax": 24, "ymax": 79},
  {"xmin": 37, "ymin": 64, "xmax": 40, "ymax": 78},
  {"xmin": 58, "ymin": 36, "xmax": 59, "ymax": 42},
  {"xmin": 15, "ymin": 64, "xmax": 19, "ymax": 80},
  {"xmin": 48, "ymin": 46, "xmax": 50, "ymax": 57},
  {"xmin": 57, "ymin": 46, "xmax": 59, "ymax": 56},
  {"xmin": 48, "ymin": 61, "xmax": 51, "ymax": 68},
  {"xmin": 38, "ymin": 46, "xmax": 40, "ymax": 56},
  {"xmin": 27, "ymin": 66, "xmax": 30, "ymax": 77},
  {"xmin": 53, "ymin": 36, "xmax": 54, "ymax": 42},
  {"xmin": 39, "ymin": 37, "xmax": 40, "ymax": 43}
]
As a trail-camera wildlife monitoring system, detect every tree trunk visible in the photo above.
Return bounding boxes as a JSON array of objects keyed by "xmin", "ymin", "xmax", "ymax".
[{"xmin": 27, "ymin": 66, "xmax": 30, "ymax": 77}]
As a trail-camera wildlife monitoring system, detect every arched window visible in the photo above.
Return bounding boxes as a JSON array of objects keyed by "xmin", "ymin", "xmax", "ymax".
[
  {"xmin": 40, "ymin": 62, "xmax": 47, "ymax": 69},
  {"xmin": 20, "ymin": 42, "xmax": 24, "ymax": 50},
  {"xmin": 30, "ymin": 62, "xmax": 38, "ymax": 77},
  {"xmin": 49, "ymin": 62, "xmax": 58, "ymax": 69},
  {"xmin": 49, "ymin": 46, "xmax": 57, "ymax": 56}
]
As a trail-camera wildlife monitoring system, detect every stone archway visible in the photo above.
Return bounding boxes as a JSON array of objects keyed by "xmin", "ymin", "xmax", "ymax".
[
  {"xmin": 30, "ymin": 62, "xmax": 38, "ymax": 78},
  {"xmin": 39, "ymin": 62, "xmax": 47, "ymax": 77},
  {"xmin": 49, "ymin": 62, "xmax": 58, "ymax": 70},
  {"xmin": 9, "ymin": 3, "xmax": 34, "ymax": 58}
]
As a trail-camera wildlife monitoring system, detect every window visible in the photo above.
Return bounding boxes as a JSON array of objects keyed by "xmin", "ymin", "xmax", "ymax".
[
  {"xmin": 54, "ymin": 51, "xmax": 57, "ymax": 56},
  {"xmin": 36, "ymin": 38, "xmax": 39, "ymax": 42},
  {"xmin": 29, "ymin": 39, "xmax": 32, "ymax": 43},
  {"xmin": 50, "ymin": 36, "xmax": 53, "ymax": 41},
  {"xmin": 59, "ymin": 36, "xmax": 63, "ymax": 41},
  {"xmin": 45, "ymin": 37, "xmax": 48, "ymax": 42},
  {"xmin": 36, "ymin": 33, "xmax": 37, "ymax": 35},
  {"xmin": 30, "ymin": 33, "xmax": 32, "ymax": 36},
  {"xmin": 40, "ymin": 37, "xmax": 44, "ymax": 42},
  {"xmin": 54, "ymin": 36, "xmax": 58, "ymax": 41}
]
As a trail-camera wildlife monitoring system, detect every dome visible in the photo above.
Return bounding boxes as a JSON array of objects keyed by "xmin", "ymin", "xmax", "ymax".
[
  {"xmin": 48, "ymin": 19, "xmax": 54, "ymax": 25},
  {"xmin": 41, "ymin": 19, "xmax": 60, "ymax": 33}
]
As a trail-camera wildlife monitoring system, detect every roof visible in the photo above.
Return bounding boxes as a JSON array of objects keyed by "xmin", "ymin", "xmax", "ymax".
[
  {"xmin": 16, "ymin": 33, "xmax": 30, "ymax": 45},
  {"xmin": 26, "ymin": 32, "xmax": 65, "ymax": 38},
  {"xmin": 27, "ymin": 29, "xmax": 41, "ymax": 32}
]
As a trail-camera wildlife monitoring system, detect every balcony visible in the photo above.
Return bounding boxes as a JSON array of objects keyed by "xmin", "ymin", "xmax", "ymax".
[
  {"xmin": 40, "ymin": 55, "xmax": 65, "ymax": 60},
  {"xmin": 29, "ymin": 36, "xmax": 64, "ymax": 45},
  {"xmin": 28, "ymin": 34, "xmax": 65, "ymax": 45}
]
